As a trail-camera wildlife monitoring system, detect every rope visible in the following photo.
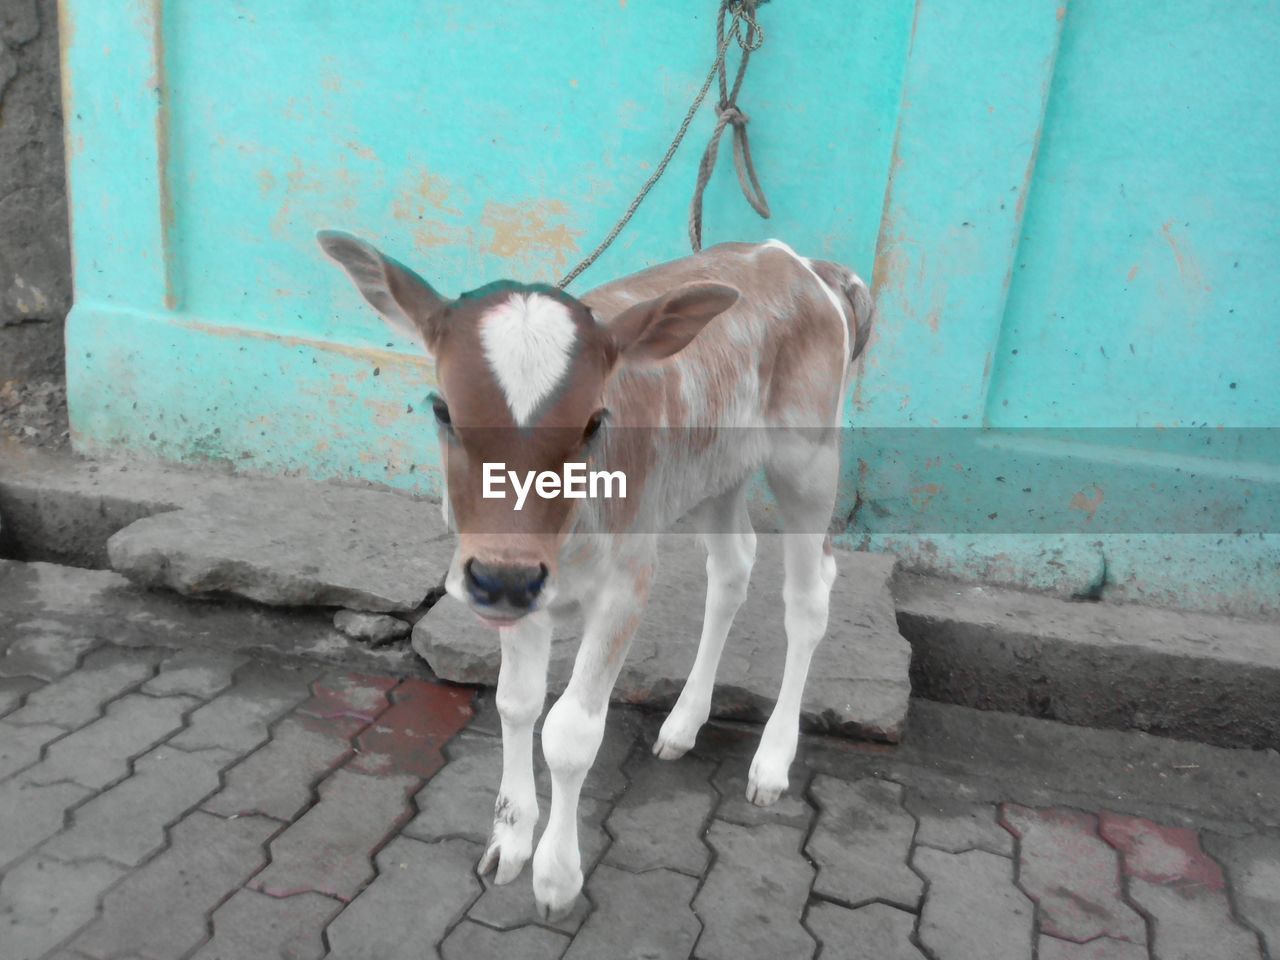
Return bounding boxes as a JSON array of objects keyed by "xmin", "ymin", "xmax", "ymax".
[
  {"xmin": 557, "ymin": 0, "xmax": 769, "ymax": 289},
  {"xmin": 688, "ymin": 0, "xmax": 770, "ymax": 252}
]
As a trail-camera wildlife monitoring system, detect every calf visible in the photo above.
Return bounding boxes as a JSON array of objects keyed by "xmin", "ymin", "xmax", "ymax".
[{"xmin": 319, "ymin": 232, "xmax": 873, "ymax": 919}]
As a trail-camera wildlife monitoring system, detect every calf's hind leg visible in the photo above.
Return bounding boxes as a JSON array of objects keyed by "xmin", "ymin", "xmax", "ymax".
[
  {"xmin": 748, "ymin": 442, "xmax": 840, "ymax": 806},
  {"xmin": 654, "ymin": 480, "xmax": 756, "ymax": 760}
]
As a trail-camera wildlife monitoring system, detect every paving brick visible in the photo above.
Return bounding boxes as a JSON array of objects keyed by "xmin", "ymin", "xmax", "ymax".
[
  {"xmin": 903, "ymin": 790, "xmax": 1013, "ymax": 856},
  {"xmin": 563, "ymin": 864, "xmax": 700, "ymax": 960},
  {"xmin": 467, "ymin": 794, "xmax": 612, "ymax": 935},
  {"xmin": 0, "ymin": 675, "xmax": 42, "ymax": 718},
  {"xmin": 143, "ymin": 649, "xmax": 249, "ymax": 699},
  {"xmin": 26, "ymin": 694, "xmax": 196, "ymax": 789},
  {"xmin": 806, "ymin": 774, "xmax": 921, "ymax": 909},
  {"xmin": 805, "ymin": 901, "xmax": 925, "ymax": 960},
  {"xmin": 405, "ymin": 732, "xmax": 510, "ymax": 844},
  {"xmin": 348, "ymin": 678, "xmax": 473, "ymax": 779},
  {"xmin": 1100, "ymin": 812, "xmax": 1262, "ymax": 960},
  {"xmin": 189, "ymin": 888, "xmax": 342, "ymax": 960},
  {"xmin": 581, "ymin": 706, "xmax": 642, "ymax": 800},
  {"xmin": 713, "ymin": 759, "xmax": 814, "ymax": 830},
  {"xmin": 603, "ymin": 751, "xmax": 715, "ymax": 875},
  {"xmin": 913, "ymin": 847, "xmax": 1035, "ymax": 960},
  {"xmin": 694, "ymin": 819, "xmax": 816, "ymax": 960},
  {"xmin": 252, "ymin": 766, "xmax": 417, "ymax": 901},
  {"xmin": 441, "ymin": 919, "xmax": 569, "ymax": 960},
  {"xmin": 6, "ymin": 646, "xmax": 155, "ymax": 729},
  {"xmin": 169, "ymin": 663, "xmax": 314, "ymax": 753},
  {"xmin": 0, "ymin": 855, "xmax": 127, "ymax": 960},
  {"xmin": 0, "ymin": 774, "xmax": 92, "ymax": 869},
  {"xmin": 0, "ymin": 719, "xmax": 63, "ymax": 781},
  {"xmin": 325, "ymin": 837, "xmax": 483, "ymax": 960},
  {"xmin": 203, "ymin": 713, "xmax": 362, "ymax": 821},
  {"xmin": 0, "ymin": 633, "xmax": 98, "ymax": 680},
  {"xmin": 298, "ymin": 670, "xmax": 398, "ymax": 722},
  {"xmin": 1203, "ymin": 830, "xmax": 1280, "ymax": 957},
  {"xmin": 43, "ymin": 745, "xmax": 235, "ymax": 866},
  {"xmin": 1039, "ymin": 936, "xmax": 1149, "ymax": 960},
  {"xmin": 68, "ymin": 810, "xmax": 277, "ymax": 960},
  {"xmin": 999, "ymin": 804, "xmax": 1145, "ymax": 944}
]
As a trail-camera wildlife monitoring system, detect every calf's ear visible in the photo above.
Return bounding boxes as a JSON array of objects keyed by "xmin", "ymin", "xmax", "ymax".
[
  {"xmin": 607, "ymin": 282, "xmax": 739, "ymax": 363},
  {"xmin": 317, "ymin": 230, "xmax": 448, "ymax": 354}
]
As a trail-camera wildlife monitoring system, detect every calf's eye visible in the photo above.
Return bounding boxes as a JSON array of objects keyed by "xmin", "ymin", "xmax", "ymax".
[
  {"xmin": 583, "ymin": 409, "xmax": 606, "ymax": 442},
  {"xmin": 431, "ymin": 395, "xmax": 452, "ymax": 427}
]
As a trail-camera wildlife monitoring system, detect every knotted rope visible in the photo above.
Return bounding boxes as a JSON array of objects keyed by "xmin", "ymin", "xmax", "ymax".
[
  {"xmin": 558, "ymin": 0, "xmax": 770, "ymax": 288},
  {"xmin": 688, "ymin": 0, "xmax": 770, "ymax": 252}
]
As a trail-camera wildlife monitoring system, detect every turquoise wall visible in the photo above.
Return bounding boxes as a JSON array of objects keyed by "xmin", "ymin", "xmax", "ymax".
[{"xmin": 60, "ymin": 1, "xmax": 1279, "ymax": 616}]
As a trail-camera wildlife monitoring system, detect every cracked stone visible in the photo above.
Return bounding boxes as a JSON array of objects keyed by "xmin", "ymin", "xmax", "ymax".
[
  {"xmin": 903, "ymin": 790, "xmax": 1014, "ymax": 856},
  {"xmin": 325, "ymin": 837, "xmax": 482, "ymax": 959},
  {"xmin": 564, "ymin": 864, "xmax": 701, "ymax": 960},
  {"xmin": 26, "ymin": 693, "xmax": 196, "ymax": 789},
  {"xmin": 334, "ymin": 609, "xmax": 411, "ymax": 645},
  {"xmin": 807, "ymin": 774, "xmax": 922, "ymax": 909},
  {"xmin": 189, "ymin": 888, "xmax": 342, "ymax": 960},
  {"xmin": 0, "ymin": 773, "xmax": 92, "ymax": 870},
  {"xmin": 42, "ymin": 744, "xmax": 236, "ymax": 866},
  {"xmin": 805, "ymin": 901, "xmax": 925, "ymax": 960},
  {"xmin": 695, "ymin": 819, "xmax": 815, "ymax": 960},
  {"xmin": 0, "ymin": 855, "xmax": 127, "ymax": 960},
  {"xmin": 1100, "ymin": 812, "xmax": 1263, "ymax": 960},
  {"xmin": 441, "ymin": 919, "xmax": 569, "ymax": 960},
  {"xmin": 999, "ymin": 804, "xmax": 1146, "ymax": 944},
  {"xmin": 252, "ymin": 767, "xmax": 417, "ymax": 901},
  {"xmin": 5, "ymin": 645, "xmax": 155, "ymax": 729},
  {"xmin": 604, "ymin": 751, "xmax": 715, "ymax": 875},
  {"xmin": 1203, "ymin": 830, "xmax": 1280, "ymax": 957},
  {"xmin": 914, "ymin": 846, "xmax": 1035, "ymax": 960},
  {"xmin": 68, "ymin": 810, "xmax": 277, "ymax": 960},
  {"xmin": 203, "ymin": 712, "xmax": 362, "ymax": 821},
  {"xmin": 106, "ymin": 484, "xmax": 452, "ymax": 612},
  {"xmin": 143, "ymin": 649, "xmax": 249, "ymax": 699},
  {"xmin": 415, "ymin": 540, "xmax": 910, "ymax": 741}
]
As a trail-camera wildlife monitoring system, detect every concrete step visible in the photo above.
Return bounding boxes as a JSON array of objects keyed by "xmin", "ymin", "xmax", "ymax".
[
  {"xmin": 3, "ymin": 449, "xmax": 1277, "ymax": 749},
  {"xmin": 894, "ymin": 572, "xmax": 1280, "ymax": 750},
  {"xmin": 413, "ymin": 544, "xmax": 912, "ymax": 743}
]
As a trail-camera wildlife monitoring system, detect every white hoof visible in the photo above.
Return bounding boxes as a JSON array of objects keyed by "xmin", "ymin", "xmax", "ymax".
[
  {"xmin": 532, "ymin": 845, "xmax": 582, "ymax": 922},
  {"xmin": 746, "ymin": 753, "xmax": 789, "ymax": 806},
  {"xmin": 476, "ymin": 798, "xmax": 535, "ymax": 885},
  {"xmin": 653, "ymin": 704, "xmax": 706, "ymax": 760}
]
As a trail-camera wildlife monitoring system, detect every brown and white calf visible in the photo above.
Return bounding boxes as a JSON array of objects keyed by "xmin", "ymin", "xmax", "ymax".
[{"xmin": 319, "ymin": 232, "xmax": 873, "ymax": 919}]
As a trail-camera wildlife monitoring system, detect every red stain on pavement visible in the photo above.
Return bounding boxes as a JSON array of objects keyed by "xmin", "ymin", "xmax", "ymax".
[
  {"xmin": 350, "ymin": 679, "xmax": 474, "ymax": 779},
  {"xmin": 1098, "ymin": 811, "xmax": 1226, "ymax": 891},
  {"xmin": 298, "ymin": 672, "xmax": 399, "ymax": 722}
]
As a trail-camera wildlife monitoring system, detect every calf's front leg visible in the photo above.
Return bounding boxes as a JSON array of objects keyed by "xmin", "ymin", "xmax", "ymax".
[
  {"xmin": 478, "ymin": 611, "xmax": 551, "ymax": 884},
  {"xmin": 533, "ymin": 555, "xmax": 654, "ymax": 920}
]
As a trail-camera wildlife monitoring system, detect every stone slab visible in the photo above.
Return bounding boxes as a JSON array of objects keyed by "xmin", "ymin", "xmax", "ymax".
[
  {"xmin": 108, "ymin": 483, "xmax": 453, "ymax": 612},
  {"xmin": 895, "ymin": 572, "xmax": 1280, "ymax": 749},
  {"xmin": 414, "ymin": 536, "xmax": 912, "ymax": 741}
]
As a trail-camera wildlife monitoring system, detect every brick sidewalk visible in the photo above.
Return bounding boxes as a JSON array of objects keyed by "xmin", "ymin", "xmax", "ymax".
[{"xmin": 1, "ymin": 643, "xmax": 1276, "ymax": 959}]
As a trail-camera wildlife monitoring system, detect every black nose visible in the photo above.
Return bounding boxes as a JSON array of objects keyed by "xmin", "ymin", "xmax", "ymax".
[{"xmin": 464, "ymin": 559, "xmax": 548, "ymax": 609}]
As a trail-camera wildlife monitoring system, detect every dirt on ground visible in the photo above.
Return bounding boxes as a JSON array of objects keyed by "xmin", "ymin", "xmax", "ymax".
[{"xmin": 0, "ymin": 374, "xmax": 69, "ymax": 450}]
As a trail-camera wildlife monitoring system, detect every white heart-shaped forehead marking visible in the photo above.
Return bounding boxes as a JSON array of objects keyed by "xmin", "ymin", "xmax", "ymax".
[{"xmin": 479, "ymin": 292, "xmax": 577, "ymax": 426}]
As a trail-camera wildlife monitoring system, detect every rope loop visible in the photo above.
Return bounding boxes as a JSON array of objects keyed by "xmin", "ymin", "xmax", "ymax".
[{"xmin": 558, "ymin": 0, "xmax": 770, "ymax": 288}]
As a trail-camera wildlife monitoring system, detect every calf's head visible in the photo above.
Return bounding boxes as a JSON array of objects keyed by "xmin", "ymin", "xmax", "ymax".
[{"xmin": 318, "ymin": 230, "xmax": 737, "ymax": 622}]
